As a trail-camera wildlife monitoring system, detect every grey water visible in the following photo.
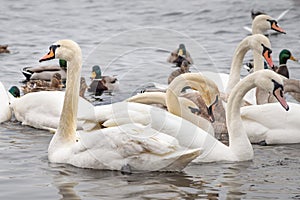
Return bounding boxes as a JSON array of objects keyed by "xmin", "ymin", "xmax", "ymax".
[{"xmin": 1, "ymin": 0, "xmax": 300, "ymax": 199}]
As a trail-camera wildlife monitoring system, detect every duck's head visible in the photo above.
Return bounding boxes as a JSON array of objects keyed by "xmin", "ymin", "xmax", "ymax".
[
  {"xmin": 177, "ymin": 44, "xmax": 187, "ymax": 57},
  {"xmin": 91, "ymin": 65, "xmax": 102, "ymax": 79},
  {"xmin": 254, "ymin": 70, "xmax": 289, "ymax": 111},
  {"xmin": 39, "ymin": 40, "xmax": 81, "ymax": 63},
  {"xmin": 252, "ymin": 14, "xmax": 286, "ymax": 34},
  {"xmin": 180, "ymin": 60, "xmax": 190, "ymax": 72},
  {"xmin": 279, "ymin": 49, "xmax": 298, "ymax": 65},
  {"xmin": 59, "ymin": 59, "xmax": 67, "ymax": 70},
  {"xmin": 9, "ymin": 86, "xmax": 20, "ymax": 98},
  {"xmin": 250, "ymin": 34, "xmax": 274, "ymax": 68}
]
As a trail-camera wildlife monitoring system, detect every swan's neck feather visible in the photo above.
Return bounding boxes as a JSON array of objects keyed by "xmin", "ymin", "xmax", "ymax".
[
  {"xmin": 226, "ymin": 37, "xmax": 250, "ymax": 93},
  {"xmin": 166, "ymin": 74, "xmax": 216, "ymax": 116},
  {"xmin": 54, "ymin": 53, "xmax": 82, "ymax": 144},
  {"xmin": 226, "ymin": 74, "xmax": 254, "ymax": 159}
]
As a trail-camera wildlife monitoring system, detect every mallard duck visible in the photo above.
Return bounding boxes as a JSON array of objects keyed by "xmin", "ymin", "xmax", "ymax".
[
  {"xmin": 22, "ymin": 59, "xmax": 67, "ymax": 81},
  {"xmin": 167, "ymin": 60, "xmax": 190, "ymax": 84},
  {"xmin": 9, "ymin": 86, "xmax": 21, "ymax": 98},
  {"xmin": 167, "ymin": 44, "xmax": 193, "ymax": 67},
  {"xmin": 21, "ymin": 72, "xmax": 63, "ymax": 94},
  {"xmin": 79, "ymin": 77, "xmax": 88, "ymax": 98},
  {"xmin": 0, "ymin": 45, "xmax": 10, "ymax": 53},
  {"xmin": 273, "ymin": 49, "xmax": 298, "ymax": 78},
  {"xmin": 88, "ymin": 65, "xmax": 119, "ymax": 96},
  {"xmin": 245, "ymin": 49, "xmax": 298, "ymax": 78}
]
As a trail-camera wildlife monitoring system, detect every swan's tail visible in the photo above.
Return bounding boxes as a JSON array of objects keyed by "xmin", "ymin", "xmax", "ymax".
[
  {"xmin": 0, "ymin": 82, "xmax": 12, "ymax": 123},
  {"xmin": 158, "ymin": 148, "xmax": 201, "ymax": 171}
]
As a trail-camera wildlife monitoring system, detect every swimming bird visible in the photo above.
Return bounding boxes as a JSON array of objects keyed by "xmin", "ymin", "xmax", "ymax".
[
  {"xmin": 191, "ymin": 70, "xmax": 289, "ymax": 162},
  {"xmin": 167, "ymin": 44, "xmax": 193, "ymax": 67},
  {"xmin": 88, "ymin": 65, "xmax": 119, "ymax": 96},
  {"xmin": 273, "ymin": 49, "xmax": 298, "ymax": 79},
  {"xmin": 0, "ymin": 45, "xmax": 10, "ymax": 53},
  {"xmin": 241, "ymin": 101, "xmax": 299, "ymax": 145},
  {"xmin": 127, "ymin": 72, "xmax": 221, "ymax": 136},
  {"xmin": 21, "ymin": 72, "xmax": 64, "ymax": 94},
  {"xmin": 39, "ymin": 39, "xmax": 201, "ymax": 171},
  {"xmin": 168, "ymin": 60, "xmax": 190, "ymax": 84},
  {"xmin": 243, "ymin": 10, "xmax": 288, "ymax": 34},
  {"xmin": 22, "ymin": 59, "xmax": 67, "ymax": 81},
  {"xmin": 0, "ymin": 82, "xmax": 12, "ymax": 123}
]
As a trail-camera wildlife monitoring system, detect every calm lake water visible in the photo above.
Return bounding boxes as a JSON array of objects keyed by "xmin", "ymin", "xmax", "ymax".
[{"xmin": 1, "ymin": 0, "xmax": 300, "ymax": 199}]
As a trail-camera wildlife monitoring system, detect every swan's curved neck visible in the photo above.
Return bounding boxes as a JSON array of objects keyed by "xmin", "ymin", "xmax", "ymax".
[
  {"xmin": 166, "ymin": 74, "xmax": 215, "ymax": 116},
  {"xmin": 56, "ymin": 54, "xmax": 82, "ymax": 143},
  {"xmin": 226, "ymin": 73, "xmax": 254, "ymax": 158},
  {"xmin": 226, "ymin": 36, "xmax": 264, "ymax": 94},
  {"xmin": 128, "ymin": 92, "xmax": 167, "ymax": 106}
]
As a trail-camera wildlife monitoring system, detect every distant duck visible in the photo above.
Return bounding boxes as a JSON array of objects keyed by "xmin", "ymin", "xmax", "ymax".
[
  {"xmin": 22, "ymin": 59, "xmax": 67, "ymax": 81},
  {"xmin": 168, "ymin": 60, "xmax": 190, "ymax": 84},
  {"xmin": 21, "ymin": 72, "xmax": 64, "ymax": 94},
  {"xmin": 167, "ymin": 44, "xmax": 193, "ymax": 67},
  {"xmin": 88, "ymin": 65, "xmax": 119, "ymax": 96},
  {"xmin": 0, "ymin": 45, "xmax": 10, "ymax": 53}
]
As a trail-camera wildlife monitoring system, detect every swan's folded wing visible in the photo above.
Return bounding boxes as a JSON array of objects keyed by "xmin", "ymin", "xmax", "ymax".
[{"xmin": 74, "ymin": 124, "xmax": 201, "ymax": 170}]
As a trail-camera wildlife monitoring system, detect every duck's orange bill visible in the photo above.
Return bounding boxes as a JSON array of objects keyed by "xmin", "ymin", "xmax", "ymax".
[
  {"xmin": 39, "ymin": 49, "xmax": 55, "ymax": 62},
  {"xmin": 290, "ymin": 55, "xmax": 298, "ymax": 62}
]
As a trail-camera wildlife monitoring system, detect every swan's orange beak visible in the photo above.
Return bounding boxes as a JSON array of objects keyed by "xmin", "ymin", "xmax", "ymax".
[
  {"xmin": 39, "ymin": 48, "xmax": 55, "ymax": 62},
  {"xmin": 273, "ymin": 87, "xmax": 289, "ymax": 111},
  {"xmin": 263, "ymin": 49, "xmax": 274, "ymax": 69},
  {"xmin": 271, "ymin": 22, "xmax": 286, "ymax": 34},
  {"xmin": 39, "ymin": 45, "xmax": 57, "ymax": 62}
]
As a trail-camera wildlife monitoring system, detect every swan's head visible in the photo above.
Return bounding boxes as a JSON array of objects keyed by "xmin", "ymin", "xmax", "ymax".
[
  {"xmin": 39, "ymin": 39, "xmax": 81, "ymax": 63},
  {"xmin": 252, "ymin": 14, "xmax": 286, "ymax": 34},
  {"xmin": 249, "ymin": 34, "xmax": 274, "ymax": 68},
  {"xmin": 181, "ymin": 73, "xmax": 220, "ymax": 123},
  {"xmin": 254, "ymin": 70, "xmax": 289, "ymax": 111}
]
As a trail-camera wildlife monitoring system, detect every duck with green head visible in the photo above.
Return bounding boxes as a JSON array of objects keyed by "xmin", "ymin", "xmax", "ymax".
[
  {"xmin": 274, "ymin": 49, "xmax": 298, "ymax": 78},
  {"xmin": 88, "ymin": 65, "xmax": 119, "ymax": 96},
  {"xmin": 167, "ymin": 44, "xmax": 193, "ymax": 67}
]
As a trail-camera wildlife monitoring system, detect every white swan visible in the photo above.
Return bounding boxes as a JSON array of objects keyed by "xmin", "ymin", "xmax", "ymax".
[
  {"xmin": 241, "ymin": 102, "xmax": 299, "ymax": 145},
  {"xmin": 98, "ymin": 71, "xmax": 289, "ymax": 162},
  {"xmin": 243, "ymin": 11, "xmax": 288, "ymax": 34},
  {"xmin": 0, "ymin": 82, "xmax": 12, "ymax": 123},
  {"xmin": 127, "ymin": 73, "xmax": 221, "ymax": 136},
  {"xmin": 199, "ymin": 34, "xmax": 274, "ymax": 106},
  {"xmin": 9, "ymin": 91, "xmax": 98, "ymax": 131},
  {"xmin": 40, "ymin": 39, "xmax": 201, "ymax": 171},
  {"xmin": 191, "ymin": 70, "xmax": 289, "ymax": 162},
  {"xmin": 251, "ymin": 14, "xmax": 286, "ymax": 34}
]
